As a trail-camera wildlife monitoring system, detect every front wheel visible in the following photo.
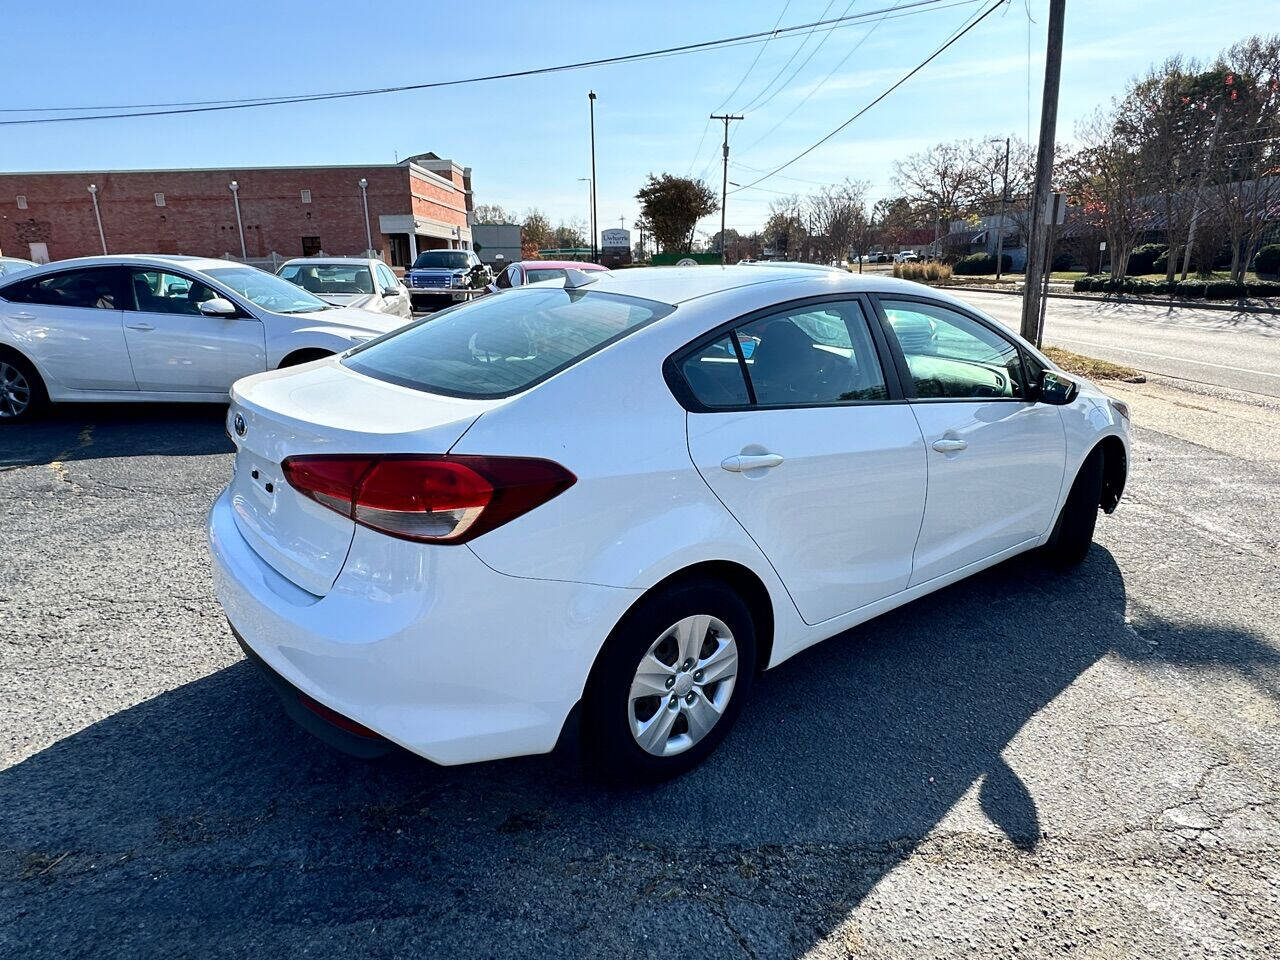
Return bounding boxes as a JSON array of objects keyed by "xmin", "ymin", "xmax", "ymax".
[
  {"xmin": 582, "ymin": 580, "xmax": 756, "ymax": 783},
  {"xmin": 1042, "ymin": 447, "xmax": 1104, "ymax": 566}
]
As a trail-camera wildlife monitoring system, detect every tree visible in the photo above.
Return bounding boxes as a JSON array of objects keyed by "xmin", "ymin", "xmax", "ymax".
[
  {"xmin": 762, "ymin": 195, "xmax": 808, "ymax": 260},
  {"xmin": 805, "ymin": 179, "xmax": 869, "ymax": 263},
  {"xmin": 635, "ymin": 174, "xmax": 719, "ymax": 253},
  {"xmin": 521, "ymin": 208, "xmax": 553, "ymax": 258},
  {"xmin": 893, "ymin": 141, "xmax": 984, "ymax": 249},
  {"xmin": 551, "ymin": 219, "xmax": 588, "ymax": 249},
  {"xmin": 871, "ymin": 196, "xmax": 925, "ymax": 251},
  {"xmin": 472, "ymin": 203, "xmax": 514, "ymax": 224}
]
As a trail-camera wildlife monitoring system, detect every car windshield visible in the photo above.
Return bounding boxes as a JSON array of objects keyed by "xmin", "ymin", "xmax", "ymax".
[
  {"xmin": 204, "ymin": 266, "xmax": 330, "ymax": 314},
  {"xmin": 343, "ymin": 287, "xmax": 671, "ymax": 398},
  {"xmin": 279, "ymin": 263, "xmax": 374, "ymax": 295},
  {"xmin": 412, "ymin": 251, "xmax": 472, "ymax": 270}
]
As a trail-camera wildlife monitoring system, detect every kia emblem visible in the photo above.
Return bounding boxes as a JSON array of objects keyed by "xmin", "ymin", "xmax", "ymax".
[{"xmin": 233, "ymin": 413, "xmax": 246, "ymax": 437}]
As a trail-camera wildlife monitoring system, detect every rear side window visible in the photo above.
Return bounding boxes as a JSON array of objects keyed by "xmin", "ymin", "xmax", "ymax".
[
  {"xmin": 675, "ymin": 299, "xmax": 889, "ymax": 409},
  {"xmin": 5, "ymin": 267, "xmax": 123, "ymax": 309},
  {"xmin": 343, "ymin": 287, "xmax": 671, "ymax": 398}
]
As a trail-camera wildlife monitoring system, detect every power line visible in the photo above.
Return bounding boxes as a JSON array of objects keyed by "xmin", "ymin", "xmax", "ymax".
[
  {"xmin": 739, "ymin": 0, "xmax": 858, "ymax": 117},
  {"xmin": 729, "ymin": 0, "xmax": 1008, "ymax": 195},
  {"xmin": 738, "ymin": 0, "xmax": 840, "ymax": 114},
  {"xmin": 0, "ymin": 0, "xmax": 954, "ymax": 127}
]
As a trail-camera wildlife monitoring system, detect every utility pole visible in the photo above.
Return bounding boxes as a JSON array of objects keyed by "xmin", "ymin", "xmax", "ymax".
[
  {"xmin": 993, "ymin": 137, "xmax": 1011, "ymax": 281},
  {"xmin": 1019, "ymin": 0, "xmax": 1065, "ymax": 345},
  {"xmin": 588, "ymin": 92, "xmax": 598, "ymax": 262},
  {"xmin": 711, "ymin": 113, "xmax": 743, "ymax": 265}
]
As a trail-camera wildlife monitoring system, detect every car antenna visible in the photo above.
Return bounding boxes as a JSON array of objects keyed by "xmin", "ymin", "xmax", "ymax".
[{"xmin": 562, "ymin": 268, "xmax": 598, "ymax": 290}]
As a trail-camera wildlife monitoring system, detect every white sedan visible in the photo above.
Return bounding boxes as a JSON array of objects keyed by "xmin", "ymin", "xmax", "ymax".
[
  {"xmin": 209, "ymin": 266, "xmax": 1129, "ymax": 781},
  {"xmin": 276, "ymin": 257, "xmax": 412, "ymax": 320},
  {"xmin": 0, "ymin": 255, "xmax": 410, "ymax": 421}
]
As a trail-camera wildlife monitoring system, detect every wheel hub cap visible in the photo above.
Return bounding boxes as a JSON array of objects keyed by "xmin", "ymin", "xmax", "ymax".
[{"xmin": 627, "ymin": 614, "xmax": 739, "ymax": 758}]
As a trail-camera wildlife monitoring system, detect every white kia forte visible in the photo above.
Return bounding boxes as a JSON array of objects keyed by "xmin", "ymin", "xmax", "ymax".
[
  {"xmin": 208, "ymin": 266, "xmax": 1130, "ymax": 780},
  {"xmin": 0, "ymin": 255, "xmax": 410, "ymax": 421}
]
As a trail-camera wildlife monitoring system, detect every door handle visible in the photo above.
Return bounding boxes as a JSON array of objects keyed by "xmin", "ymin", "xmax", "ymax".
[
  {"xmin": 932, "ymin": 438, "xmax": 968, "ymax": 453},
  {"xmin": 721, "ymin": 453, "xmax": 784, "ymax": 473},
  {"xmin": 125, "ymin": 322, "xmax": 155, "ymax": 331}
]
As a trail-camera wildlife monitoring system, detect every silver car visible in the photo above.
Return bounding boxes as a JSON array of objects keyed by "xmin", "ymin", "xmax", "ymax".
[{"xmin": 277, "ymin": 257, "xmax": 412, "ymax": 320}]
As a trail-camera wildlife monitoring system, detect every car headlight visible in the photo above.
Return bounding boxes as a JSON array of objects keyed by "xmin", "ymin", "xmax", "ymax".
[{"xmin": 1108, "ymin": 397, "xmax": 1131, "ymax": 423}]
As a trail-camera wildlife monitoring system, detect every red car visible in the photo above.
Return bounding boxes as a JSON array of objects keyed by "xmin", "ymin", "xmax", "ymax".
[{"xmin": 489, "ymin": 260, "xmax": 608, "ymax": 293}]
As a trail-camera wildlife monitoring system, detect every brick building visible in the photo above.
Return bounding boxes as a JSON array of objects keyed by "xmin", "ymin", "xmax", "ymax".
[{"xmin": 0, "ymin": 151, "xmax": 473, "ymax": 270}]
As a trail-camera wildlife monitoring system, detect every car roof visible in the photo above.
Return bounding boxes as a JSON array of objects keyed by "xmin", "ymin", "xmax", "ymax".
[
  {"xmin": 575, "ymin": 264, "xmax": 947, "ymax": 306},
  {"xmin": 10, "ymin": 254, "xmax": 243, "ymax": 277},
  {"xmin": 520, "ymin": 260, "xmax": 606, "ymax": 271},
  {"xmin": 280, "ymin": 257, "xmax": 377, "ymax": 266}
]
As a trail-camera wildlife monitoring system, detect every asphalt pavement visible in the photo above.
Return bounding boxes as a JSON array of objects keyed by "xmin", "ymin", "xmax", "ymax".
[
  {"xmin": 2, "ymin": 383, "xmax": 1278, "ymax": 958},
  {"xmin": 955, "ymin": 289, "xmax": 1280, "ymax": 398}
]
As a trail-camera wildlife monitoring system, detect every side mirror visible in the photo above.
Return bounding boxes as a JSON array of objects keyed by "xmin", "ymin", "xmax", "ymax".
[
  {"xmin": 381, "ymin": 286, "xmax": 400, "ymax": 297},
  {"xmin": 198, "ymin": 297, "xmax": 238, "ymax": 317},
  {"xmin": 1040, "ymin": 369, "xmax": 1079, "ymax": 405}
]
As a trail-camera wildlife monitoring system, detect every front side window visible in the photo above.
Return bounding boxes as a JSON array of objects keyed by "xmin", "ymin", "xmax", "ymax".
[
  {"xmin": 881, "ymin": 299, "xmax": 1025, "ymax": 400},
  {"xmin": 8, "ymin": 267, "xmax": 122, "ymax": 309},
  {"xmin": 203, "ymin": 266, "xmax": 329, "ymax": 315},
  {"xmin": 129, "ymin": 269, "xmax": 218, "ymax": 315},
  {"xmin": 344, "ymin": 287, "xmax": 671, "ymax": 398},
  {"xmin": 494, "ymin": 266, "xmax": 514, "ymax": 289}
]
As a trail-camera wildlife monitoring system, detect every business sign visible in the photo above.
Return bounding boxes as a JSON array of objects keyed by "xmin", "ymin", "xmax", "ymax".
[{"xmin": 601, "ymin": 228, "xmax": 630, "ymax": 249}]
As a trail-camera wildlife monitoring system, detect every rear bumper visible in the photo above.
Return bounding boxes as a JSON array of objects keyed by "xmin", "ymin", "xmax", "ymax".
[{"xmin": 207, "ymin": 487, "xmax": 638, "ymax": 765}]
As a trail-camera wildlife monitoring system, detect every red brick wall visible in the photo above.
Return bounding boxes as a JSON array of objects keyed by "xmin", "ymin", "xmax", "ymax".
[{"xmin": 0, "ymin": 164, "xmax": 468, "ymax": 262}]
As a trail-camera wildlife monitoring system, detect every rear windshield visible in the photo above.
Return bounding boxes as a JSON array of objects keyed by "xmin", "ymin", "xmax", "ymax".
[{"xmin": 343, "ymin": 287, "xmax": 671, "ymax": 398}]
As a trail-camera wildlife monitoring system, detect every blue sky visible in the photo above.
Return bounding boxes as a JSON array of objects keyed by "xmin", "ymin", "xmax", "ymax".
[{"xmin": 1, "ymin": 0, "xmax": 1270, "ymax": 239}]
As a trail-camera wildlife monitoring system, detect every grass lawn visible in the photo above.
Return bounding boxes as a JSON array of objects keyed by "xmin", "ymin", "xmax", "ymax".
[{"xmin": 1043, "ymin": 346, "xmax": 1145, "ymax": 383}]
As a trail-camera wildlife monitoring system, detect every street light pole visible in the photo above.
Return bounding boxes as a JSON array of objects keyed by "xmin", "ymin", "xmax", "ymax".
[
  {"xmin": 588, "ymin": 91, "xmax": 598, "ymax": 262},
  {"xmin": 577, "ymin": 177, "xmax": 592, "ymax": 257},
  {"xmin": 1020, "ymin": 0, "xmax": 1066, "ymax": 345},
  {"xmin": 358, "ymin": 178, "xmax": 373, "ymax": 257},
  {"xmin": 86, "ymin": 184, "xmax": 107, "ymax": 254},
  {"xmin": 228, "ymin": 180, "xmax": 247, "ymax": 259},
  {"xmin": 710, "ymin": 113, "xmax": 743, "ymax": 265}
]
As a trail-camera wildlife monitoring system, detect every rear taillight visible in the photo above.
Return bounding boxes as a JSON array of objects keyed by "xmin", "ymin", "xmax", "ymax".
[{"xmin": 280, "ymin": 454, "xmax": 575, "ymax": 544}]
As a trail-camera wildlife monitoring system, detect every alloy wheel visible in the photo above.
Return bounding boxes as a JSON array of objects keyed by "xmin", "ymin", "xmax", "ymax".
[
  {"xmin": 0, "ymin": 362, "xmax": 31, "ymax": 419},
  {"xmin": 628, "ymin": 614, "xmax": 739, "ymax": 757}
]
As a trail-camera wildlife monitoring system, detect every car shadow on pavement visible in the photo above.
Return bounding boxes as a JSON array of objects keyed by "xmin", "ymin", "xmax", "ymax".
[
  {"xmin": 0, "ymin": 404, "xmax": 231, "ymax": 469},
  {"xmin": 3, "ymin": 548, "xmax": 1277, "ymax": 958}
]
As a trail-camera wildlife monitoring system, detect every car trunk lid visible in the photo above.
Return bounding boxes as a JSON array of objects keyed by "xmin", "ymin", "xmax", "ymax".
[{"xmin": 227, "ymin": 361, "xmax": 499, "ymax": 596}]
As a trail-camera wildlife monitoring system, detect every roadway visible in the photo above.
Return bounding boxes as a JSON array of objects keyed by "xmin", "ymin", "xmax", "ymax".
[{"xmin": 951, "ymin": 290, "xmax": 1280, "ymax": 398}]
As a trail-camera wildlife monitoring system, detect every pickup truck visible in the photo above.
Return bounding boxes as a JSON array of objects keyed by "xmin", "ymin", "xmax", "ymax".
[{"xmin": 403, "ymin": 250, "xmax": 492, "ymax": 310}]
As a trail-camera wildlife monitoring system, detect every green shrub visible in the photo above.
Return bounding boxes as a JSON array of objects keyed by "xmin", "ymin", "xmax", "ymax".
[
  {"xmin": 1127, "ymin": 243, "xmax": 1166, "ymax": 275},
  {"xmin": 953, "ymin": 252, "xmax": 1012, "ymax": 275},
  {"xmin": 1174, "ymin": 279, "xmax": 1208, "ymax": 298},
  {"xmin": 1204, "ymin": 280, "xmax": 1246, "ymax": 299},
  {"xmin": 1153, "ymin": 250, "xmax": 1169, "ymax": 275},
  {"xmin": 1246, "ymin": 279, "xmax": 1280, "ymax": 297},
  {"xmin": 1073, "ymin": 275, "xmax": 1093, "ymax": 292},
  {"xmin": 1253, "ymin": 244, "xmax": 1280, "ymax": 276}
]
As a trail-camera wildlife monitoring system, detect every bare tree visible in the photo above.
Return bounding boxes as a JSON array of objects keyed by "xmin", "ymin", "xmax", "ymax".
[
  {"xmin": 893, "ymin": 141, "xmax": 984, "ymax": 250},
  {"xmin": 805, "ymin": 179, "xmax": 870, "ymax": 264},
  {"xmin": 762, "ymin": 195, "xmax": 808, "ymax": 260}
]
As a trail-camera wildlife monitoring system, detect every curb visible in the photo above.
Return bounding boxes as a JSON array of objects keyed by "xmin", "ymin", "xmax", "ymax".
[{"xmin": 946, "ymin": 285, "xmax": 1280, "ymax": 314}]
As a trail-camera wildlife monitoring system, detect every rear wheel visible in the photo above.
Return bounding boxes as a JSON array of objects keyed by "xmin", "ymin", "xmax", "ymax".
[
  {"xmin": 583, "ymin": 579, "xmax": 755, "ymax": 782},
  {"xmin": 1042, "ymin": 447, "xmax": 1104, "ymax": 566},
  {"xmin": 0, "ymin": 354, "xmax": 46, "ymax": 424}
]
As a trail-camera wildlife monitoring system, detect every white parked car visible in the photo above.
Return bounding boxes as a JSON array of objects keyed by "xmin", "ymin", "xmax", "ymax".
[
  {"xmin": 277, "ymin": 257, "xmax": 411, "ymax": 320},
  {"xmin": 0, "ymin": 255, "xmax": 410, "ymax": 421},
  {"xmin": 0, "ymin": 256, "xmax": 37, "ymax": 278},
  {"xmin": 209, "ymin": 266, "xmax": 1130, "ymax": 781},
  {"xmin": 894, "ymin": 251, "xmax": 920, "ymax": 263}
]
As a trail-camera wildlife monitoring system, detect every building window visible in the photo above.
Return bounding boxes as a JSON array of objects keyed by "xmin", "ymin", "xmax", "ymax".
[
  {"xmin": 300, "ymin": 189, "xmax": 312, "ymax": 204},
  {"xmin": 16, "ymin": 195, "xmax": 27, "ymax": 210},
  {"xmin": 301, "ymin": 236, "xmax": 322, "ymax": 256},
  {"xmin": 154, "ymin": 192, "xmax": 165, "ymax": 207}
]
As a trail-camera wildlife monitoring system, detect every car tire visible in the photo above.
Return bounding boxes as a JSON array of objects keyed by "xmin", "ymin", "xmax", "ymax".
[
  {"xmin": 582, "ymin": 578, "xmax": 756, "ymax": 783},
  {"xmin": 1042, "ymin": 446, "xmax": 1104, "ymax": 567},
  {"xmin": 0, "ymin": 352, "xmax": 48, "ymax": 424}
]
